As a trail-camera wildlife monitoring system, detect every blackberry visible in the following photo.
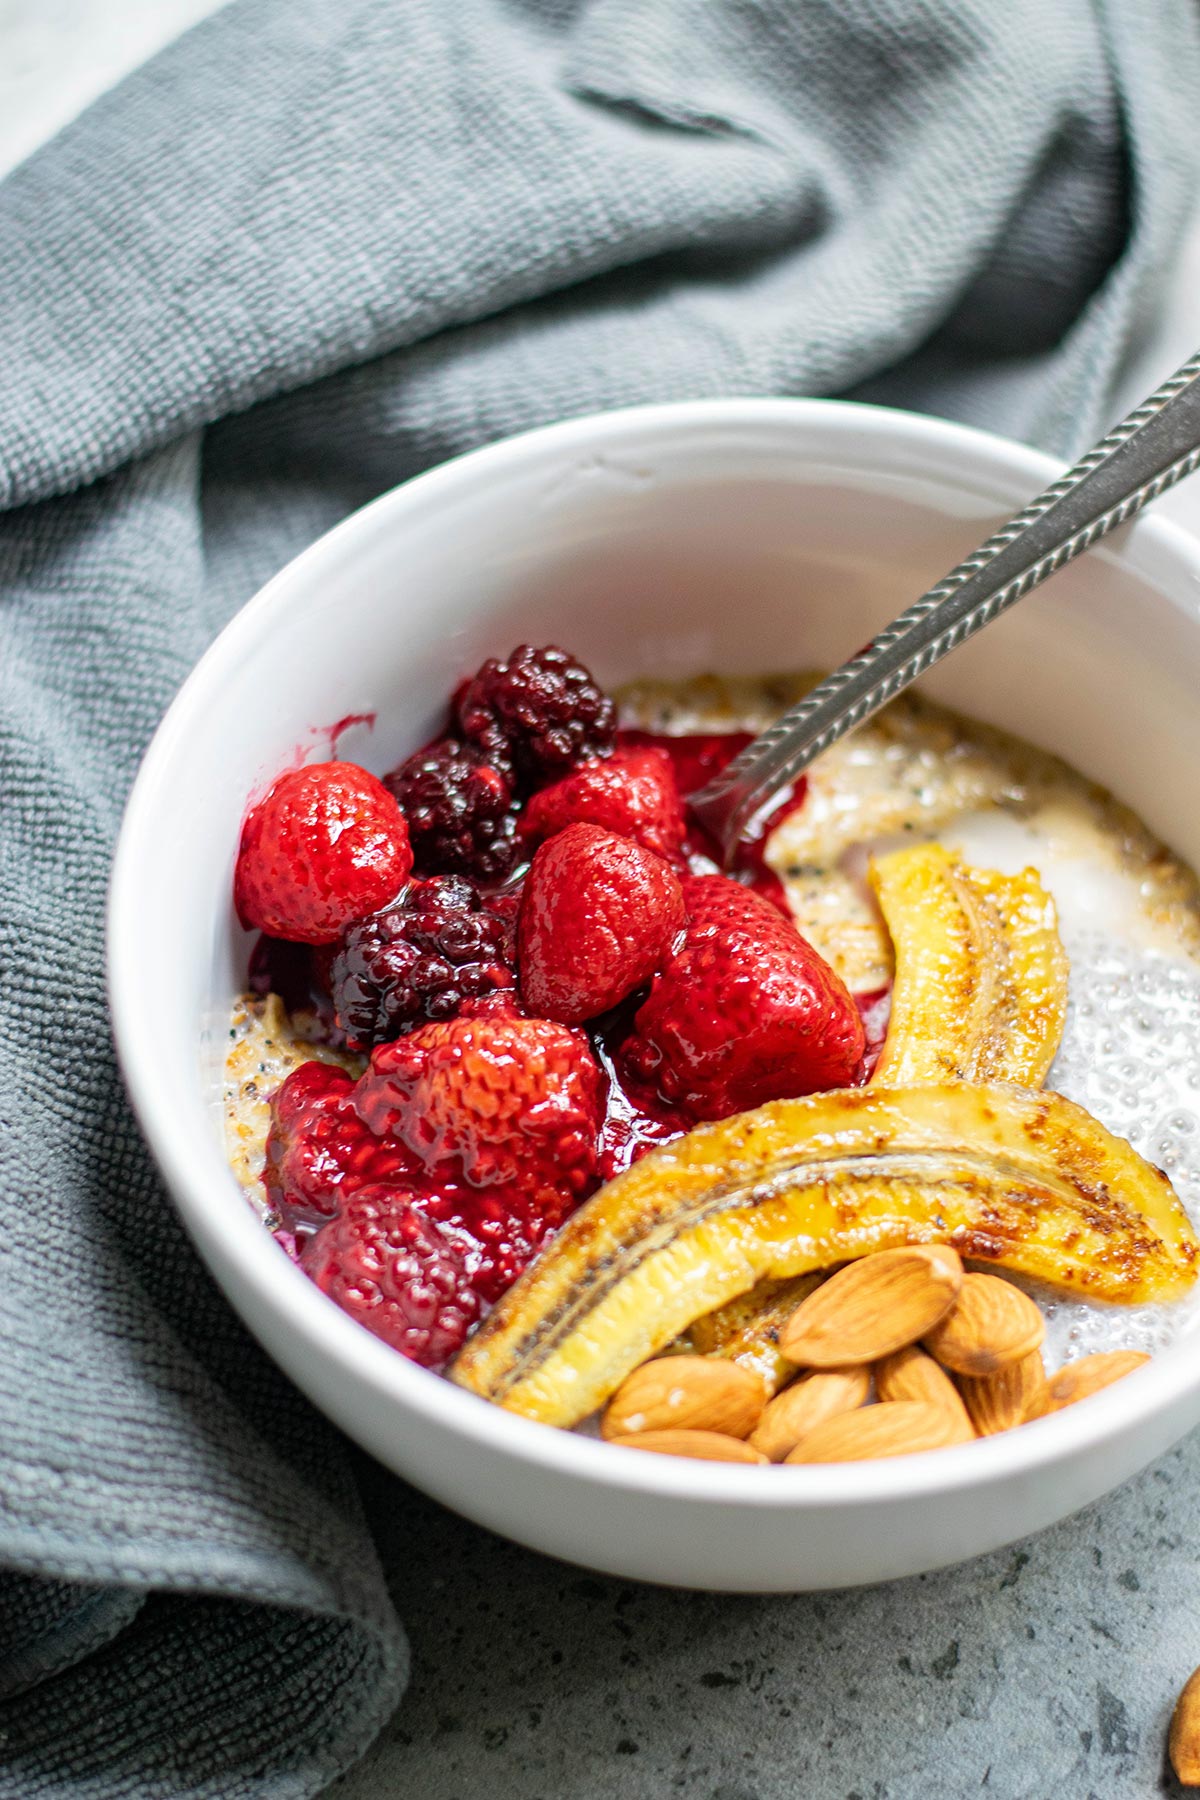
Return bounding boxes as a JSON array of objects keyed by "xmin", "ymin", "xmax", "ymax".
[
  {"xmin": 384, "ymin": 739, "xmax": 518, "ymax": 880},
  {"xmin": 456, "ymin": 645, "xmax": 616, "ymax": 788},
  {"xmin": 330, "ymin": 875, "xmax": 514, "ymax": 1048}
]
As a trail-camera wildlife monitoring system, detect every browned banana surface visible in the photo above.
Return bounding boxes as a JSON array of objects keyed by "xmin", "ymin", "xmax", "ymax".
[
  {"xmin": 450, "ymin": 1084, "xmax": 1196, "ymax": 1428},
  {"xmin": 869, "ymin": 844, "xmax": 1068, "ymax": 1089}
]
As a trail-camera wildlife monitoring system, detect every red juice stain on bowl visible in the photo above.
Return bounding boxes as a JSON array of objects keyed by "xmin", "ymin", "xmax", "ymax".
[{"xmin": 617, "ymin": 728, "xmax": 805, "ymax": 914}]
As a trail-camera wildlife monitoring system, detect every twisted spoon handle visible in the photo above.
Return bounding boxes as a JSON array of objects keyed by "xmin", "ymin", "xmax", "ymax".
[{"xmin": 689, "ymin": 349, "xmax": 1200, "ymax": 861}]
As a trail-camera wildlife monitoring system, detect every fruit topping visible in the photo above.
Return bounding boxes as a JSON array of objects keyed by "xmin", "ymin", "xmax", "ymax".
[
  {"xmin": 235, "ymin": 760, "xmax": 413, "ymax": 945},
  {"xmin": 264, "ymin": 1060, "xmax": 414, "ymax": 1223},
  {"xmin": 354, "ymin": 1011, "xmax": 604, "ymax": 1213},
  {"xmin": 329, "ymin": 874, "xmax": 515, "ymax": 1048},
  {"xmin": 450, "ymin": 1084, "xmax": 1197, "ymax": 1427},
  {"xmin": 522, "ymin": 745, "xmax": 686, "ymax": 861},
  {"xmin": 518, "ymin": 823, "xmax": 685, "ymax": 1025},
  {"xmin": 302, "ymin": 1186, "xmax": 481, "ymax": 1367},
  {"xmin": 869, "ymin": 843, "xmax": 1068, "ymax": 1088},
  {"xmin": 383, "ymin": 739, "xmax": 518, "ymax": 880},
  {"xmin": 621, "ymin": 873, "xmax": 865, "ymax": 1120},
  {"xmin": 456, "ymin": 644, "xmax": 616, "ymax": 787}
]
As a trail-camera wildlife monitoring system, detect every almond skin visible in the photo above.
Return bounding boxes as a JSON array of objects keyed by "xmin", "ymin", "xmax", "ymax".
[
  {"xmin": 608, "ymin": 1429, "xmax": 768, "ymax": 1464},
  {"xmin": 958, "ymin": 1349, "xmax": 1047, "ymax": 1436},
  {"xmin": 875, "ymin": 1346, "xmax": 974, "ymax": 1439},
  {"xmin": 785, "ymin": 1400, "xmax": 969, "ymax": 1464},
  {"xmin": 749, "ymin": 1367, "xmax": 870, "ymax": 1462},
  {"xmin": 601, "ymin": 1356, "xmax": 766, "ymax": 1441},
  {"xmin": 778, "ymin": 1245, "xmax": 963, "ymax": 1368},
  {"xmin": 1170, "ymin": 1665, "xmax": 1200, "ymax": 1785},
  {"xmin": 922, "ymin": 1272, "xmax": 1045, "ymax": 1376},
  {"xmin": 1026, "ymin": 1350, "xmax": 1150, "ymax": 1419}
]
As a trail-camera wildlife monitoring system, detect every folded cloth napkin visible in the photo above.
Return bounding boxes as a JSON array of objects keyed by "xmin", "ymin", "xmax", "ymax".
[{"xmin": 0, "ymin": 1, "xmax": 1196, "ymax": 1794}]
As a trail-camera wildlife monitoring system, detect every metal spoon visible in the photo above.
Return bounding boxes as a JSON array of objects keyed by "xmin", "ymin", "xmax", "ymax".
[{"xmin": 689, "ymin": 348, "xmax": 1200, "ymax": 863}]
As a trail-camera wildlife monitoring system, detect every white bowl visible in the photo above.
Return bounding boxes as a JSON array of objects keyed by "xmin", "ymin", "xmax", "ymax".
[{"xmin": 108, "ymin": 399, "xmax": 1200, "ymax": 1592}]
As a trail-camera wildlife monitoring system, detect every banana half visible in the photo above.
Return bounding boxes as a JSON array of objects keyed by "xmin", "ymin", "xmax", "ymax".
[
  {"xmin": 450, "ymin": 1084, "xmax": 1196, "ymax": 1427},
  {"xmin": 869, "ymin": 843, "xmax": 1069, "ymax": 1088}
]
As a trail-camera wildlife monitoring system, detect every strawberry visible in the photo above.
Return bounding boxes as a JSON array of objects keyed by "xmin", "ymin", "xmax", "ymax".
[
  {"xmin": 518, "ymin": 823, "xmax": 685, "ymax": 1025},
  {"xmin": 353, "ymin": 1012, "xmax": 604, "ymax": 1215},
  {"xmin": 301, "ymin": 1187, "xmax": 481, "ymax": 1368},
  {"xmin": 521, "ymin": 746, "xmax": 686, "ymax": 861},
  {"xmin": 265, "ymin": 1061, "xmax": 417, "ymax": 1223},
  {"xmin": 621, "ymin": 873, "xmax": 865, "ymax": 1121},
  {"xmin": 234, "ymin": 760, "xmax": 413, "ymax": 945}
]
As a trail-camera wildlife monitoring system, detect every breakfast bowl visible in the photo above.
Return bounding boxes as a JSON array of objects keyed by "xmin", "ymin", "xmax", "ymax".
[{"xmin": 108, "ymin": 397, "xmax": 1200, "ymax": 1592}]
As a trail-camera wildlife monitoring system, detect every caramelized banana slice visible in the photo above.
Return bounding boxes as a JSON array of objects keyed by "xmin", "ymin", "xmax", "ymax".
[
  {"xmin": 869, "ymin": 844, "xmax": 1068, "ymax": 1088},
  {"xmin": 685, "ymin": 1273, "xmax": 826, "ymax": 1393},
  {"xmin": 450, "ymin": 1085, "xmax": 1195, "ymax": 1427}
]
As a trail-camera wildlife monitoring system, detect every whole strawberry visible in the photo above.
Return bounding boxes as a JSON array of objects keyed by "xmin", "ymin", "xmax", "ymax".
[
  {"xmin": 264, "ymin": 1060, "xmax": 417, "ymax": 1223},
  {"xmin": 354, "ymin": 1012, "xmax": 603, "ymax": 1210},
  {"xmin": 301, "ymin": 1186, "xmax": 481, "ymax": 1368},
  {"xmin": 521, "ymin": 745, "xmax": 686, "ymax": 862},
  {"xmin": 235, "ymin": 761, "xmax": 413, "ymax": 944},
  {"xmin": 518, "ymin": 823, "xmax": 685, "ymax": 1025},
  {"xmin": 622, "ymin": 873, "xmax": 865, "ymax": 1121}
]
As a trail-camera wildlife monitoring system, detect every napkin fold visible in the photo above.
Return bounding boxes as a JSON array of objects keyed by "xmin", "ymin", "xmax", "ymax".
[{"xmin": 0, "ymin": 1, "xmax": 1197, "ymax": 1794}]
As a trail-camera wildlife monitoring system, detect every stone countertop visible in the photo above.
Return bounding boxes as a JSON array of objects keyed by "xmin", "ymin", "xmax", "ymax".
[{"xmin": 5, "ymin": 5, "xmax": 1200, "ymax": 1796}]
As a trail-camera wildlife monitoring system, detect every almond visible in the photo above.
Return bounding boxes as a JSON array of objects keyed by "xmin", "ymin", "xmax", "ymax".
[
  {"xmin": 785, "ymin": 1400, "xmax": 969, "ymax": 1464},
  {"xmin": 778, "ymin": 1245, "xmax": 963, "ymax": 1368},
  {"xmin": 1169, "ymin": 1665, "xmax": 1200, "ymax": 1785},
  {"xmin": 958, "ymin": 1349, "xmax": 1047, "ymax": 1436},
  {"xmin": 749, "ymin": 1367, "xmax": 870, "ymax": 1462},
  {"xmin": 608, "ymin": 1428, "xmax": 768, "ymax": 1464},
  {"xmin": 601, "ymin": 1356, "xmax": 766, "ymax": 1441},
  {"xmin": 875, "ymin": 1346, "xmax": 974, "ymax": 1438},
  {"xmin": 922, "ymin": 1272, "xmax": 1044, "ymax": 1376},
  {"xmin": 1026, "ymin": 1350, "xmax": 1150, "ymax": 1419}
]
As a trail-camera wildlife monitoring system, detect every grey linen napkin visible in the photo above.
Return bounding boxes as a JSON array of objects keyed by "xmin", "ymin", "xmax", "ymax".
[{"xmin": 0, "ymin": 1, "xmax": 1196, "ymax": 1794}]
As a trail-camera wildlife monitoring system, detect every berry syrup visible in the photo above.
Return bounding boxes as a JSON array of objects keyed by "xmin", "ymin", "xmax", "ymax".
[{"xmin": 616, "ymin": 728, "xmax": 804, "ymax": 915}]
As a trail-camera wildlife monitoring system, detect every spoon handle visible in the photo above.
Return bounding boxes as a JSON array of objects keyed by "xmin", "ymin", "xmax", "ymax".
[{"xmin": 689, "ymin": 349, "xmax": 1200, "ymax": 861}]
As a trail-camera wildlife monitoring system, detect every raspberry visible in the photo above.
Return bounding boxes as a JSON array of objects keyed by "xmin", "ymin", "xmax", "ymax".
[
  {"xmin": 234, "ymin": 761, "xmax": 412, "ymax": 945},
  {"xmin": 329, "ymin": 875, "xmax": 515, "ymax": 1048},
  {"xmin": 621, "ymin": 873, "xmax": 865, "ymax": 1121},
  {"xmin": 413, "ymin": 1180, "xmax": 552, "ymax": 1302},
  {"xmin": 456, "ymin": 645, "xmax": 616, "ymax": 787},
  {"xmin": 354, "ymin": 1012, "xmax": 603, "ymax": 1210},
  {"xmin": 301, "ymin": 1187, "xmax": 480, "ymax": 1368},
  {"xmin": 384, "ymin": 739, "xmax": 518, "ymax": 880},
  {"xmin": 518, "ymin": 823, "xmax": 685, "ymax": 1025},
  {"xmin": 521, "ymin": 745, "xmax": 686, "ymax": 861},
  {"xmin": 265, "ymin": 1061, "xmax": 416, "ymax": 1223}
]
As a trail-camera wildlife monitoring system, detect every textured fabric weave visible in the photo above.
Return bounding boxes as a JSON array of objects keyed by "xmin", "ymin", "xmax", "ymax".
[{"xmin": 0, "ymin": 1, "xmax": 1197, "ymax": 1794}]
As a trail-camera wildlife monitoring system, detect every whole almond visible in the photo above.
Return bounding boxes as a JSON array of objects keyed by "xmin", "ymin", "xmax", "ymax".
[
  {"xmin": 749, "ymin": 1367, "xmax": 870, "ymax": 1462},
  {"xmin": 1026, "ymin": 1350, "xmax": 1150, "ymax": 1419},
  {"xmin": 785, "ymin": 1401, "xmax": 969, "ymax": 1464},
  {"xmin": 601, "ymin": 1356, "xmax": 766, "ymax": 1441},
  {"xmin": 958, "ymin": 1349, "xmax": 1047, "ymax": 1436},
  {"xmin": 922, "ymin": 1273, "xmax": 1045, "ymax": 1376},
  {"xmin": 875, "ymin": 1346, "xmax": 974, "ymax": 1439},
  {"xmin": 1169, "ymin": 1665, "xmax": 1200, "ymax": 1785},
  {"xmin": 778, "ymin": 1245, "xmax": 963, "ymax": 1367},
  {"xmin": 608, "ymin": 1429, "xmax": 768, "ymax": 1464}
]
